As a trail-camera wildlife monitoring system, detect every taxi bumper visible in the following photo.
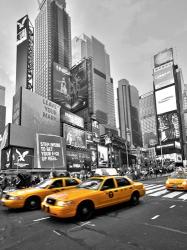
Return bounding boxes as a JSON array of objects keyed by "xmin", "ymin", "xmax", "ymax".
[
  {"xmin": 0, "ymin": 198, "xmax": 25, "ymax": 209},
  {"xmin": 166, "ymin": 184, "xmax": 187, "ymax": 191},
  {"xmin": 41, "ymin": 201, "xmax": 76, "ymax": 218}
]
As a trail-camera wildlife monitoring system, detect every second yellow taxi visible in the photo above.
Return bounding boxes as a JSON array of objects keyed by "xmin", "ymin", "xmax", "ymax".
[
  {"xmin": 41, "ymin": 176, "xmax": 145, "ymax": 221},
  {"xmin": 0, "ymin": 177, "xmax": 81, "ymax": 210},
  {"xmin": 165, "ymin": 169, "xmax": 187, "ymax": 191}
]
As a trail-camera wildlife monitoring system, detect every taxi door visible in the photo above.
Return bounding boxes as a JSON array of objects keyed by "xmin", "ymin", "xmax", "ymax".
[
  {"xmin": 114, "ymin": 177, "xmax": 133, "ymax": 202},
  {"xmin": 96, "ymin": 178, "xmax": 121, "ymax": 208},
  {"xmin": 42, "ymin": 179, "xmax": 64, "ymax": 199}
]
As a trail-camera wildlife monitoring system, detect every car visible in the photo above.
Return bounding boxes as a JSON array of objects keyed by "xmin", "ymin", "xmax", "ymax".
[
  {"xmin": 165, "ymin": 169, "xmax": 187, "ymax": 191},
  {"xmin": 41, "ymin": 175, "xmax": 145, "ymax": 221},
  {"xmin": 0, "ymin": 177, "xmax": 81, "ymax": 210}
]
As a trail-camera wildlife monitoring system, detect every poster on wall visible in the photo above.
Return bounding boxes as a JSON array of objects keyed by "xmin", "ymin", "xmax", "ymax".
[
  {"xmin": 36, "ymin": 134, "xmax": 66, "ymax": 169},
  {"xmin": 63, "ymin": 124, "xmax": 86, "ymax": 149},
  {"xmin": 158, "ymin": 112, "xmax": 180, "ymax": 143},
  {"xmin": 98, "ymin": 145, "xmax": 108, "ymax": 167},
  {"xmin": 155, "ymin": 85, "xmax": 177, "ymax": 115}
]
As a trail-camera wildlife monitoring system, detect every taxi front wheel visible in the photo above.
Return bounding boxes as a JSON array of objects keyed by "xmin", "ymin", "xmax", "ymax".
[
  {"xmin": 24, "ymin": 196, "xmax": 41, "ymax": 210},
  {"xmin": 130, "ymin": 192, "xmax": 139, "ymax": 206},
  {"xmin": 76, "ymin": 201, "xmax": 95, "ymax": 221}
]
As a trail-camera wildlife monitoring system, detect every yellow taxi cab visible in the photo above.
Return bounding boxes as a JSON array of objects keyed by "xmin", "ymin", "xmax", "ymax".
[
  {"xmin": 0, "ymin": 177, "xmax": 81, "ymax": 210},
  {"xmin": 41, "ymin": 176, "xmax": 145, "ymax": 221},
  {"xmin": 165, "ymin": 169, "xmax": 187, "ymax": 191}
]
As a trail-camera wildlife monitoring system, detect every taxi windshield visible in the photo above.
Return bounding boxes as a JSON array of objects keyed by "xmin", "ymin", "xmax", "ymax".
[
  {"xmin": 77, "ymin": 179, "xmax": 102, "ymax": 190},
  {"xmin": 170, "ymin": 172, "xmax": 187, "ymax": 179},
  {"xmin": 34, "ymin": 179, "xmax": 52, "ymax": 188}
]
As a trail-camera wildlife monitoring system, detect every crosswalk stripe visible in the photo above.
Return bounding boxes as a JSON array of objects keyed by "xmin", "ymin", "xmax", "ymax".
[
  {"xmin": 149, "ymin": 189, "xmax": 168, "ymax": 197},
  {"xmin": 178, "ymin": 193, "xmax": 187, "ymax": 200},
  {"xmin": 144, "ymin": 184, "xmax": 157, "ymax": 188},
  {"xmin": 146, "ymin": 186, "xmax": 165, "ymax": 194},
  {"xmin": 163, "ymin": 191, "xmax": 183, "ymax": 198},
  {"xmin": 146, "ymin": 185, "xmax": 163, "ymax": 191}
]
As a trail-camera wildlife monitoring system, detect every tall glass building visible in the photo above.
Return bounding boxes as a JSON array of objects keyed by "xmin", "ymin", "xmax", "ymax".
[
  {"xmin": 34, "ymin": 0, "xmax": 72, "ymax": 100},
  {"xmin": 72, "ymin": 34, "xmax": 116, "ymax": 128}
]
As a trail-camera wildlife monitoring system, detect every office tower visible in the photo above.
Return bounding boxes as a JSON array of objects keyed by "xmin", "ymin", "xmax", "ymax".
[
  {"xmin": 153, "ymin": 48, "xmax": 185, "ymax": 161},
  {"xmin": 16, "ymin": 15, "xmax": 34, "ymax": 92},
  {"xmin": 34, "ymin": 0, "xmax": 72, "ymax": 101},
  {"xmin": 0, "ymin": 85, "xmax": 6, "ymax": 142},
  {"xmin": 139, "ymin": 91, "xmax": 157, "ymax": 148},
  {"xmin": 117, "ymin": 79, "xmax": 142, "ymax": 147},
  {"xmin": 72, "ymin": 34, "xmax": 116, "ymax": 127}
]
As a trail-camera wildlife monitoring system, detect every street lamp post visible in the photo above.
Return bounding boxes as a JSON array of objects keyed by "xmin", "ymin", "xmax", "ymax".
[{"xmin": 159, "ymin": 129, "xmax": 163, "ymax": 168}]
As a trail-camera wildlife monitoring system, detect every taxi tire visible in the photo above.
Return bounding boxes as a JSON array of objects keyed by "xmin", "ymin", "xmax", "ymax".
[
  {"xmin": 130, "ymin": 192, "xmax": 139, "ymax": 206},
  {"xmin": 24, "ymin": 196, "xmax": 41, "ymax": 210},
  {"xmin": 76, "ymin": 201, "xmax": 95, "ymax": 221}
]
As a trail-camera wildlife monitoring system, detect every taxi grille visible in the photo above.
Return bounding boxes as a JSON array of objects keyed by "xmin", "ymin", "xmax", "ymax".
[{"xmin": 46, "ymin": 198, "xmax": 56, "ymax": 206}]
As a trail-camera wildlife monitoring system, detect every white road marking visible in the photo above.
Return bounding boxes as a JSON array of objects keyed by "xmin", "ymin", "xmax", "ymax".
[
  {"xmin": 144, "ymin": 223, "xmax": 187, "ymax": 235},
  {"xmin": 145, "ymin": 185, "xmax": 163, "ymax": 191},
  {"xmin": 163, "ymin": 191, "xmax": 182, "ymax": 198},
  {"xmin": 33, "ymin": 217, "xmax": 50, "ymax": 222},
  {"xmin": 146, "ymin": 186, "xmax": 166, "ymax": 194},
  {"xmin": 169, "ymin": 205, "xmax": 176, "ymax": 209},
  {"xmin": 149, "ymin": 189, "xmax": 168, "ymax": 197},
  {"xmin": 144, "ymin": 184, "xmax": 156, "ymax": 187},
  {"xmin": 53, "ymin": 230, "xmax": 61, "ymax": 236},
  {"xmin": 151, "ymin": 215, "xmax": 160, "ymax": 220},
  {"xmin": 69, "ymin": 221, "xmax": 95, "ymax": 231},
  {"xmin": 178, "ymin": 193, "xmax": 187, "ymax": 200}
]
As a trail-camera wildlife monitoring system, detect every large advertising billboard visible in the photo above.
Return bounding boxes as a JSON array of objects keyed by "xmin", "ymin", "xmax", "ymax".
[
  {"xmin": 60, "ymin": 108, "xmax": 84, "ymax": 128},
  {"xmin": 154, "ymin": 48, "xmax": 173, "ymax": 67},
  {"xmin": 36, "ymin": 134, "xmax": 66, "ymax": 169},
  {"xmin": 98, "ymin": 145, "xmax": 108, "ymax": 167},
  {"xmin": 17, "ymin": 15, "xmax": 28, "ymax": 46},
  {"xmin": 12, "ymin": 147, "xmax": 34, "ymax": 169},
  {"xmin": 53, "ymin": 62, "xmax": 71, "ymax": 109},
  {"xmin": 70, "ymin": 59, "xmax": 89, "ymax": 112},
  {"xmin": 158, "ymin": 112, "xmax": 180, "ymax": 143},
  {"xmin": 66, "ymin": 150, "xmax": 91, "ymax": 172},
  {"xmin": 21, "ymin": 89, "xmax": 61, "ymax": 136},
  {"xmin": 155, "ymin": 85, "xmax": 177, "ymax": 115},
  {"xmin": 153, "ymin": 62, "xmax": 174, "ymax": 90},
  {"xmin": 63, "ymin": 124, "xmax": 86, "ymax": 149}
]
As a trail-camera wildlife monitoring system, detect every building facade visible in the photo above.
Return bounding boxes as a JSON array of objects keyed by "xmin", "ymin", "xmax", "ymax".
[
  {"xmin": 117, "ymin": 79, "xmax": 142, "ymax": 148},
  {"xmin": 0, "ymin": 85, "xmax": 5, "ymax": 106},
  {"xmin": 0, "ymin": 85, "xmax": 6, "ymax": 143},
  {"xmin": 34, "ymin": 0, "xmax": 72, "ymax": 100},
  {"xmin": 139, "ymin": 91, "xmax": 157, "ymax": 148},
  {"xmin": 72, "ymin": 34, "xmax": 116, "ymax": 128}
]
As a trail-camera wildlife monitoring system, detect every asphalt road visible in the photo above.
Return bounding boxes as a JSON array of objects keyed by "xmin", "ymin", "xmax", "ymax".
[{"xmin": 0, "ymin": 176, "xmax": 187, "ymax": 250}]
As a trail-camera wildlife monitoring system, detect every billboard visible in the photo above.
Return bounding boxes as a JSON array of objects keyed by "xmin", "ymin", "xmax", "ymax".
[
  {"xmin": 155, "ymin": 85, "xmax": 177, "ymax": 115},
  {"xmin": 63, "ymin": 124, "xmax": 86, "ymax": 149},
  {"xmin": 153, "ymin": 62, "xmax": 174, "ymax": 90},
  {"xmin": 98, "ymin": 145, "xmax": 108, "ymax": 167},
  {"xmin": 158, "ymin": 112, "xmax": 180, "ymax": 143},
  {"xmin": 66, "ymin": 150, "xmax": 91, "ymax": 172},
  {"xmin": 70, "ymin": 59, "xmax": 89, "ymax": 112},
  {"xmin": 53, "ymin": 62, "xmax": 71, "ymax": 109},
  {"xmin": 36, "ymin": 134, "xmax": 66, "ymax": 169},
  {"xmin": 17, "ymin": 15, "xmax": 28, "ymax": 46},
  {"xmin": 60, "ymin": 108, "xmax": 84, "ymax": 128},
  {"xmin": 154, "ymin": 48, "xmax": 173, "ymax": 67},
  {"xmin": 21, "ymin": 89, "xmax": 60, "ymax": 136},
  {"xmin": 1, "ymin": 148, "xmax": 12, "ymax": 170},
  {"xmin": 12, "ymin": 147, "xmax": 34, "ymax": 169}
]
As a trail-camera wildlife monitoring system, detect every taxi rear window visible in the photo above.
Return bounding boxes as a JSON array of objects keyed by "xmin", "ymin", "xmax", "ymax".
[{"xmin": 115, "ymin": 177, "xmax": 131, "ymax": 187}]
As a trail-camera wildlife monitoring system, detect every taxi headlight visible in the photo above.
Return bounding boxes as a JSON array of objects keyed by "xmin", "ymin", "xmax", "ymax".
[
  {"xmin": 182, "ymin": 180, "xmax": 187, "ymax": 185},
  {"xmin": 166, "ymin": 180, "xmax": 170, "ymax": 185},
  {"xmin": 56, "ymin": 200, "xmax": 74, "ymax": 207},
  {"xmin": 8, "ymin": 196, "xmax": 22, "ymax": 200}
]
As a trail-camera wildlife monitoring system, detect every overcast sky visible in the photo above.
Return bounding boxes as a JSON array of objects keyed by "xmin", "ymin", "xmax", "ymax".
[{"xmin": 0, "ymin": 0, "xmax": 187, "ymax": 124}]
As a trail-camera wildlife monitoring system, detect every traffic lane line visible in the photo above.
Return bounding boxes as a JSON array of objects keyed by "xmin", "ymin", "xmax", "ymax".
[
  {"xmin": 144, "ymin": 222, "xmax": 187, "ymax": 235},
  {"xmin": 169, "ymin": 205, "xmax": 176, "ymax": 208},
  {"xmin": 151, "ymin": 215, "xmax": 160, "ymax": 220},
  {"xmin": 33, "ymin": 217, "xmax": 50, "ymax": 222}
]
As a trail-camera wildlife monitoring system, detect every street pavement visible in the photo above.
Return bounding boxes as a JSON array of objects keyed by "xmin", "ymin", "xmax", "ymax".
[{"xmin": 0, "ymin": 176, "xmax": 187, "ymax": 250}]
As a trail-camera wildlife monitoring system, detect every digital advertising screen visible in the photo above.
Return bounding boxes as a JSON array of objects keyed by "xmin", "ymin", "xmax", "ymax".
[
  {"xmin": 154, "ymin": 48, "xmax": 173, "ymax": 67},
  {"xmin": 21, "ymin": 89, "xmax": 61, "ymax": 136},
  {"xmin": 66, "ymin": 150, "xmax": 91, "ymax": 172},
  {"xmin": 63, "ymin": 124, "xmax": 86, "ymax": 149},
  {"xmin": 158, "ymin": 112, "xmax": 180, "ymax": 143},
  {"xmin": 17, "ymin": 15, "xmax": 28, "ymax": 46},
  {"xmin": 153, "ymin": 62, "xmax": 174, "ymax": 90},
  {"xmin": 53, "ymin": 62, "xmax": 71, "ymax": 109},
  {"xmin": 12, "ymin": 147, "xmax": 34, "ymax": 169},
  {"xmin": 36, "ymin": 134, "xmax": 66, "ymax": 169},
  {"xmin": 60, "ymin": 108, "xmax": 84, "ymax": 128},
  {"xmin": 70, "ymin": 59, "xmax": 89, "ymax": 112},
  {"xmin": 155, "ymin": 85, "xmax": 177, "ymax": 115},
  {"xmin": 98, "ymin": 145, "xmax": 108, "ymax": 167},
  {"xmin": 1, "ymin": 148, "xmax": 11, "ymax": 170}
]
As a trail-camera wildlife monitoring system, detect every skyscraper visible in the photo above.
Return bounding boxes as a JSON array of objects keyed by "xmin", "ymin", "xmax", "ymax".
[
  {"xmin": 72, "ymin": 34, "xmax": 116, "ymax": 127},
  {"xmin": 139, "ymin": 91, "xmax": 157, "ymax": 148},
  {"xmin": 34, "ymin": 0, "xmax": 72, "ymax": 100},
  {"xmin": 117, "ymin": 79, "xmax": 142, "ymax": 147},
  {"xmin": 0, "ymin": 85, "xmax": 6, "ymax": 143},
  {"xmin": 0, "ymin": 85, "xmax": 5, "ymax": 106}
]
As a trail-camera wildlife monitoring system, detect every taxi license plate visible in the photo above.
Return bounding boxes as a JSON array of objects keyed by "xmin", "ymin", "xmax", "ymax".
[{"xmin": 43, "ymin": 205, "xmax": 50, "ymax": 212}]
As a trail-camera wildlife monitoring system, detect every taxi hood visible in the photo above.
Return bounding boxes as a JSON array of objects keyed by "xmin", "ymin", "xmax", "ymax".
[
  {"xmin": 6, "ymin": 187, "xmax": 42, "ymax": 196},
  {"xmin": 47, "ymin": 187, "xmax": 95, "ymax": 201}
]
